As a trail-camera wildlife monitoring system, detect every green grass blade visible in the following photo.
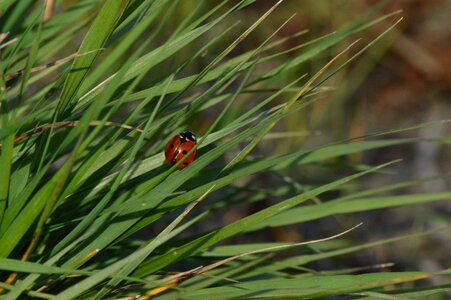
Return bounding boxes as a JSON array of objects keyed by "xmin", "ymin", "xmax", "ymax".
[
  {"xmin": 56, "ymin": 1, "xmax": 129, "ymax": 118},
  {"xmin": 133, "ymin": 161, "xmax": 399, "ymax": 277}
]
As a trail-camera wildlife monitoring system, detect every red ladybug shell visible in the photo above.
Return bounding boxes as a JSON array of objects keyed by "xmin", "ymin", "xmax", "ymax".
[{"xmin": 164, "ymin": 131, "xmax": 197, "ymax": 169}]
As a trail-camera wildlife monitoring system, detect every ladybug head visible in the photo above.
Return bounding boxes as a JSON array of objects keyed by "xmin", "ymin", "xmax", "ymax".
[{"xmin": 180, "ymin": 130, "xmax": 197, "ymax": 143}]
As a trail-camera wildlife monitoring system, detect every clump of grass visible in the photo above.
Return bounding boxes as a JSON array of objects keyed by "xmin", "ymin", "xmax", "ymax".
[{"xmin": 0, "ymin": 1, "xmax": 449, "ymax": 299}]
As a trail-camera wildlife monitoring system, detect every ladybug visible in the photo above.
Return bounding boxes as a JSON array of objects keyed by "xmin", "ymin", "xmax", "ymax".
[{"xmin": 164, "ymin": 130, "xmax": 197, "ymax": 169}]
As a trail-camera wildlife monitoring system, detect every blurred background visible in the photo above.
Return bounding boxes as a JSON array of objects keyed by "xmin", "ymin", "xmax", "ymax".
[{"xmin": 187, "ymin": 0, "xmax": 451, "ymax": 280}]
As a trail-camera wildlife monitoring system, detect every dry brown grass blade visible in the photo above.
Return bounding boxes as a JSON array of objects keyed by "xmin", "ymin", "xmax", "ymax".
[
  {"xmin": 7, "ymin": 120, "xmax": 143, "ymax": 146},
  {"xmin": 44, "ymin": 0, "xmax": 54, "ymax": 22},
  {"xmin": 0, "ymin": 38, "xmax": 17, "ymax": 51},
  {"xmin": 0, "ymin": 33, "xmax": 9, "ymax": 44},
  {"xmin": 137, "ymin": 223, "xmax": 363, "ymax": 299},
  {"xmin": 5, "ymin": 49, "xmax": 103, "ymax": 82},
  {"xmin": 0, "ymin": 33, "xmax": 17, "ymax": 50}
]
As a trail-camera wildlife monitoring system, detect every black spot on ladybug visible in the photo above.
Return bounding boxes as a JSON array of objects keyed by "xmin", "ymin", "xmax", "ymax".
[
  {"xmin": 183, "ymin": 162, "xmax": 189, "ymax": 165},
  {"xmin": 182, "ymin": 150, "xmax": 188, "ymax": 154},
  {"xmin": 170, "ymin": 144, "xmax": 174, "ymax": 149}
]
